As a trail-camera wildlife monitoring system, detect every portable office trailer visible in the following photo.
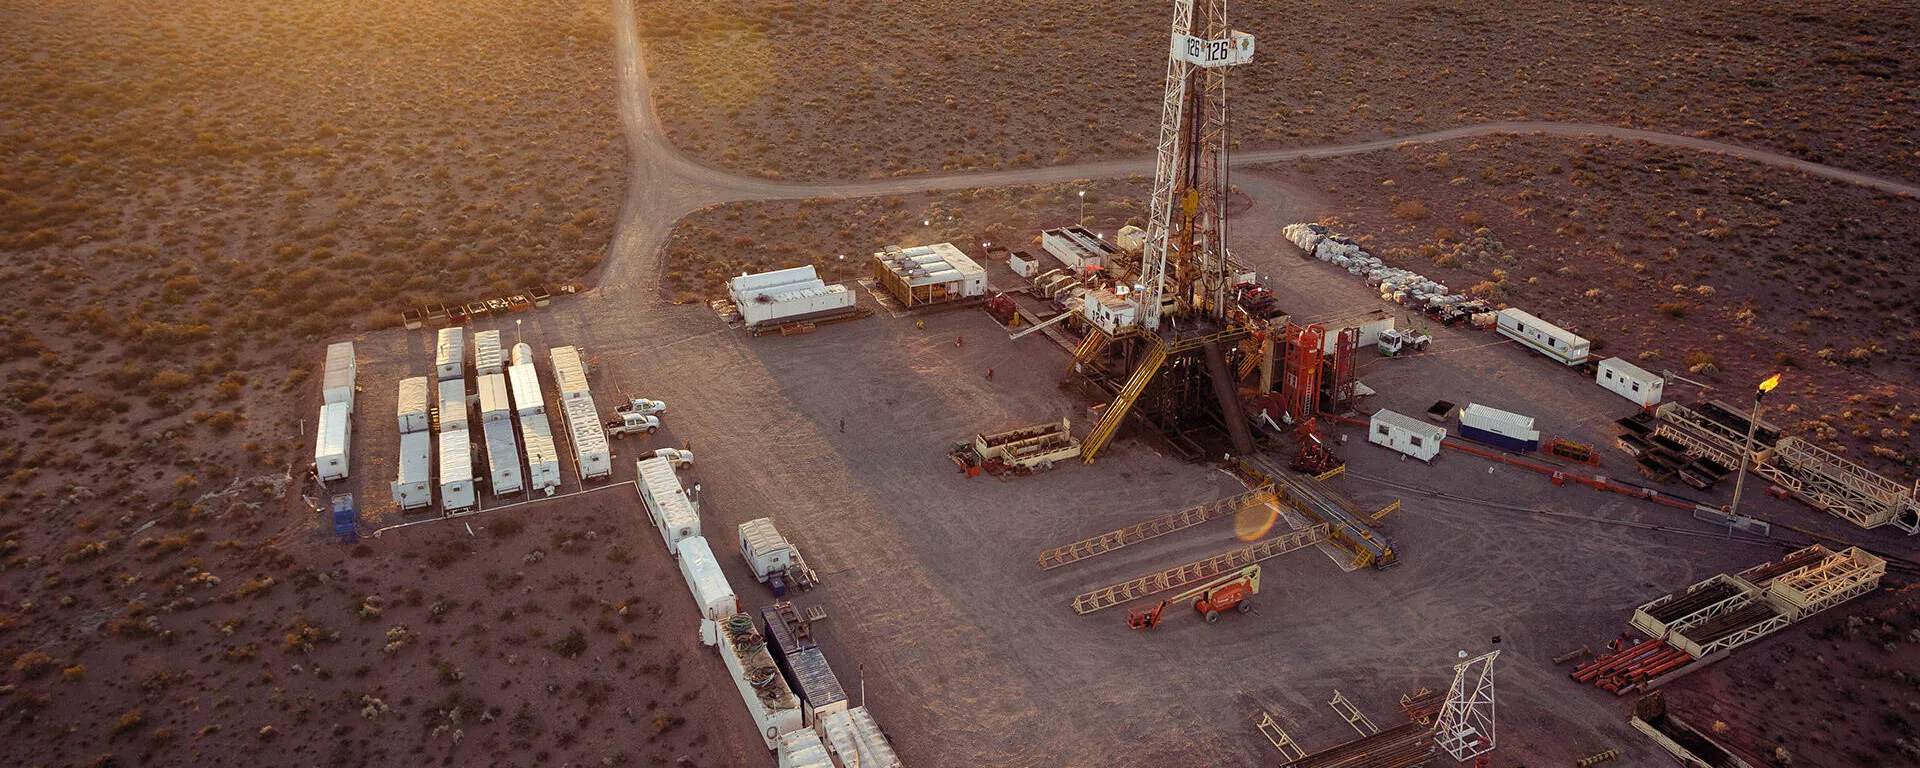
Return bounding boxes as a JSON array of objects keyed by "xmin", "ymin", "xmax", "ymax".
[
  {"xmin": 476, "ymin": 373, "xmax": 511, "ymax": 423},
  {"xmin": 438, "ymin": 435, "xmax": 475, "ymax": 513},
  {"xmin": 639, "ymin": 456, "xmax": 700, "ymax": 551},
  {"xmin": 1597, "ymin": 357, "xmax": 1664, "ymax": 406},
  {"xmin": 438, "ymin": 378, "xmax": 468, "ymax": 434},
  {"xmin": 740, "ymin": 283, "xmax": 857, "ymax": 328},
  {"xmin": 562, "ymin": 398, "xmax": 610, "ymax": 479},
  {"xmin": 817, "ymin": 708, "xmax": 902, "ymax": 768},
  {"xmin": 1369, "ymin": 409, "xmax": 1445, "ymax": 462},
  {"xmin": 507, "ymin": 362, "xmax": 544, "ymax": 416},
  {"xmin": 396, "ymin": 376, "xmax": 431, "ymax": 433},
  {"xmin": 315, "ymin": 402, "xmax": 351, "ymax": 482},
  {"xmin": 483, "ymin": 419, "xmax": 523, "ymax": 496},
  {"xmin": 391, "ymin": 430, "xmax": 432, "ymax": 510},
  {"xmin": 1496, "ymin": 308, "xmax": 1590, "ymax": 366},
  {"xmin": 761, "ymin": 606, "xmax": 848, "ymax": 725},
  {"xmin": 1458, "ymin": 403, "xmax": 1541, "ymax": 452},
  {"xmin": 550, "ymin": 346, "xmax": 591, "ymax": 401},
  {"xmin": 520, "ymin": 415, "xmax": 561, "ymax": 495},
  {"xmin": 676, "ymin": 537, "xmax": 737, "ymax": 621},
  {"xmin": 322, "ymin": 342, "xmax": 356, "ymax": 411},
  {"xmin": 739, "ymin": 518, "xmax": 794, "ymax": 584},
  {"xmin": 716, "ymin": 612, "xmax": 803, "ymax": 749},
  {"xmin": 472, "ymin": 330, "xmax": 504, "ymax": 376},
  {"xmin": 434, "ymin": 327, "xmax": 465, "ymax": 381}
]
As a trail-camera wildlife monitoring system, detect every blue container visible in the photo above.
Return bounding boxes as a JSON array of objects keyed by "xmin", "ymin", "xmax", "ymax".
[{"xmin": 1459, "ymin": 424, "xmax": 1539, "ymax": 453}]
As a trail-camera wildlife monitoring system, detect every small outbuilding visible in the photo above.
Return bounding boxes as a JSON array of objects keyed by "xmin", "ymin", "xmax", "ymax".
[
  {"xmin": 1368, "ymin": 408, "xmax": 1444, "ymax": 462},
  {"xmin": 1596, "ymin": 357, "xmax": 1664, "ymax": 407}
]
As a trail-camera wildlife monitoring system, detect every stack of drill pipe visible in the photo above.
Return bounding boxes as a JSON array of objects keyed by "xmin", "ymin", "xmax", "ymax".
[
  {"xmin": 1681, "ymin": 603, "xmax": 1779, "ymax": 645},
  {"xmin": 1740, "ymin": 547, "xmax": 1830, "ymax": 585},
  {"xmin": 1646, "ymin": 582, "xmax": 1740, "ymax": 623},
  {"xmin": 1282, "ymin": 721, "xmax": 1433, "ymax": 768},
  {"xmin": 1571, "ymin": 640, "xmax": 1669, "ymax": 684}
]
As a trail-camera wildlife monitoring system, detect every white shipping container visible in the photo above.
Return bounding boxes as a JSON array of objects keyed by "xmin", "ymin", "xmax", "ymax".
[
  {"xmin": 520, "ymin": 415, "xmax": 561, "ymax": 495},
  {"xmin": 322, "ymin": 341, "xmax": 356, "ymax": 411},
  {"xmin": 438, "ymin": 378, "xmax": 469, "ymax": 434},
  {"xmin": 391, "ymin": 430, "xmax": 433, "ymax": 510},
  {"xmin": 717, "ymin": 612, "xmax": 804, "ymax": 749},
  {"xmin": 639, "ymin": 457, "xmax": 700, "ymax": 552},
  {"xmin": 730, "ymin": 265, "xmax": 820, "ymax": 297},
  {"xmin": 739, "ymin": 283, "xmax": 857, "ymax": 328},
  {"xmin": 315, "ymin": 402, "xmax": 351, "ymax": 482},
  {"xmin": 550, "ymin": 346, "xmax": 591, "ymax": 401},
  {"xmin": 1597, "ymin": 357, "xmax": 1664, "ymax": 407},
  {"xmin": 817, "ymin": 707, "xmax": 902, "ymax": 768},
  {"xmin": 473, "ymin": 330, "xmax": 504, "ymax": 376},
  {"xmin": 477, "ymin": 373, "xmax": 511, "ymax": 422},
  {"xmin": 563, "ymin": 398, "xmax": 610, "ymax": 479},
  {"xmin": 1368, "ymin": 409, "xmax": 1445, "ymax": 463},
  {"xmin": 1459, "ymin": 402, "xmax": 1539, "ymax": 440},
  {"xmin": 507, "ymin": 363, "xmax": 544, "ymax": 416},
  {"xmin": 777, "ymin": 729, "xmax": 833, "ymax": 768},
  {"xmin": 435, "ymin": 327, "xmax": 465, "ymax": 381},
  {"xmin": 676, "ymin": 537, "xmax": 737, "ymax": 622},
  {"xmin": 483, "ymin": 419, "xmax": 523, "ymax": 496},
  {"xmin": 438, "ymin": 435, "xmax": 475, "ymax": 513},
  {"xmin": 396, "ymin": 376, "xmax": 431, "ymax": 434}
]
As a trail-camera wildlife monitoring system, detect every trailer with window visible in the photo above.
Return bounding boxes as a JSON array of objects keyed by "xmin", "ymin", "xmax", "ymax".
[
  {"xmin": 1597, "ymin": 357, "xmax": 1664, "ymax": 406},
  {"xmin": 322, "ymin": 341, "xmax": 356, "ymax": 411},
  {"xmin": 434, "ymin": 327, "xmax": 464, "ymax": 381},
  {"xmin": 438, "ymin": 435, "xmax": 475, "ymax": 513},
  {"xmin": 1496, "ymin": 308, "xmax": 1590, "ymax": 366},
  {"xmin": 472, "ymin": 330, "xmax": 503, "ymax": 376},
  {"xmin": 397, "ymin": 376, "xmax": 431, "ymax": 433},
  {"xmin": 315, "ymin": 402, "xmax": 351, "ymax": 482},
  {"xmin": 519, "ymin": 415, "xmax": 561, "ymax": 495},
  {"xmin": 391, "ymin": 430, "xmax": 432, "ymax": 510},
  {"xmin": 1368, "ymin": 409, "xmax": 1444, "ymax": 462}
]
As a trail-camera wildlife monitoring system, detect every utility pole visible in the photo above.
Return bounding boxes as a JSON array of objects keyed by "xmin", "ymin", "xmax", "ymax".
[
  {"xmin": 1078, "ymin": 189, "xmax": 1086, "ymax": 224},
  {"xmin": 1727, "ymin": 373, "xmax": 1781, "ymax": 520}
]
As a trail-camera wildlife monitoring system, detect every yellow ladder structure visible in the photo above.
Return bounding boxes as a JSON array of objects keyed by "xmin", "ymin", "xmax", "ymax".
[
  {"xmin": 1070, "ymin": 523, "xmax": 1331, "ymax": 614},
  {"xmin": 1035, "ymin": 486, "xmax": 1276, "ymax": 570},
  {"xmin": 1080, "ymin": 337, "xmax": 1169, "ymax": 462},
  {"xmin": 1068, "ymin": 326, "xmax": 1113, "ymax": 373}
]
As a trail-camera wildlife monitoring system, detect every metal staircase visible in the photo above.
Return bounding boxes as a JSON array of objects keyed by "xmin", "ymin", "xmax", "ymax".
[
  {"xmin": 1070, "ymin": 522, "xmax": 1329, "ymax": 614},
  {"xmin": 1080, "ymin": 337, "xmax": 1169, "ymax": 462},
  {"xmin": 1036, "ymin": 486, "xmax": 1276, "ymax": 569}
]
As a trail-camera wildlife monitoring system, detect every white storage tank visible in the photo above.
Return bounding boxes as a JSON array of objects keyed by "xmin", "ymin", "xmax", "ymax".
[
  {"xmin": 438, "ymin": 435, "xmax": 475, "ymax": 513},
  {"xmin": 476, "ymin": 373, "xmax": 511, "ymax": 423},
  {"xmin": 510, "ymin": 342, "xmax": 533, "ymax": 366},
  {"xmin": 563, "ymin": 398, "xmax": 610, "ymax": 479},
  {"xmin": 396, "ymin": 376, "xmax": 431, "ymax": 434},
  {"xmin": 473, "ymin": 330, "xmax": 504, "ymax": 377},
  {"xmin": 1458, "ymin": 402, "xmax": 1541, "ymax": 452},
  {"xmin": 322, "ymin": 341, "xmax": 356, "ymax": 411},
  {"xmin": 638, "ymin": 456, "xmax": 700, "ymax": 552},
  {"xmin": 1368, "ymin": 409, "xmax": 1445, "ymax": 463},
  {"xmin": 676, "ymin": 536, "xmax": 737, "ymax": 621},
  {"xmin": 438, "ymin": 378, "xmax": 469, "ymax": 434},
  {"xmin": 315, "ymin": 402, "xmax": 351, "ymax": 482},
  {"xmin": 1597, "ymin": 357, "xmax": 1664, "ymax": 407},
  {"xmin": 435, "ymin": 327, "xmax": 465, "ymax": 381},
  {"xmin": 550, "ymin": 346, "xmax": 591, "ymax": 401},
  {"xmin": 391, "ymin": 430, "xmax": 432, "ymax": 510},
  {"xmin": 507, "ymin": 362, "xmax": 544, "ymax": 416},
  {"xmin": 483, "ymin": 419, "xmax": 523, "ymax": 496},
  {"xmin": 520, "ymin": 415, "xmax": 561, "ymax": 495}
]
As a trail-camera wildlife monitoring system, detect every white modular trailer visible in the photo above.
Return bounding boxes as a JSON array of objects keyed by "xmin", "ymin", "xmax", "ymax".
[
  {"xmin": 434, "ymin": 327, "xmax": 465, "ymax": 381},
  {"xmin": 1597, "ymin": 357, "xmax": 1664, "ymax": 407},
  {"xmin": 519, "ymin": 415, "xmax": 561, "ymax": 495},
  {"xmin": 483, "ymin": 419, "xmax": 523, "ymax": 496},
  {"xmin": 322, "ymin": 341, "xmax": 356, "ymax": 411},
  {"xmin": 391, "ymin": 430, "xmax": 433, "ymax": 510},
  {"xmin": 315, "ymin": 402, "xmax": 351, "ymax": 482},
  {"xmin": 396, "ymin": 376, "xmax": 431, "ymax": 434},
  {"xmin": 870, "ymin": 242, "xmax": 989, "ymax": 309},
  {"xmin": 1458, "ymin": 402, "xmax": 1542, "ymax": 452},
  {"xmin": 729, "ymin": 265, "xmax": 821, "ymax": 305},
  {"xmin": 472, "ymin": 330, "xmax": 504, "ymax": 376},
  {"xmin": 717, "ymin": 611, "xmax": 805, "ymax": 749},
  {"xmin": 550, "ymin": 346, "xmax": 591, "ymax": 402},
  {"xmin": 676, "ymin": 537, "xmax": 738, "ymax": 622},
  {"xmin": 742, "ymin": 283, "xmax": 857, "ymax": 328},
  {"xmin": 639, "ymin": 456, "xmax": 701, "ymax": 551},
  {"xmin": 739, "ymin": 517, "xmax": 794, "ymax": 582},
  {"xmin": 1368, "ymin": 408, "xmax": 1445, "ymax": 463},
  {"xmin": 438, "ymin": 378, "xmax": 469, "ymax": 434},
  {"xmin": 507, "ymin": 362, "xmax": 544, "ymax": 416},
  {"xmin": 777, "ymin": 729, "xmax": 833, "ymax": 768},
  {"xmin": 562, "ymin": 398, "xmax": 611, "ymax": 479},
  {"xmin": 1496, "ymin": 308, "xmax": 1591, "ymax": 366},
  {"xmin": 438, "ymin": 435, "xmax": 476, "ymax": 513},
  {"xmin": 817, "ymin": 707, "xmax": 903, "ymax": 768},
  {"xmin": 1041, "ymin": 225, "xmax": 1117, "ymax": 269},
  {"xmin": 476, "ymin": 373, "xmax": 511, "ymax": 423}
]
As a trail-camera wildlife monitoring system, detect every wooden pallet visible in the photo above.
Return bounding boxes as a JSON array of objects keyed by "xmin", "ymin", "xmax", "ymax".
[
  {"xmin": 1036, "ymin": 486, "xmax": 1275, "ymax": 570},
  {"xmin": 1070, "ymin": 523, "xmax": 1330, "ymax": 614}
]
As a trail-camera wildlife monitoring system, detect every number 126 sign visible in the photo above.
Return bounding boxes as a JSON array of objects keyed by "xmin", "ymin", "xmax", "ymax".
[{"xmin": 1173, "ymin": 31, "xmax": 1255, "ymax": 68}]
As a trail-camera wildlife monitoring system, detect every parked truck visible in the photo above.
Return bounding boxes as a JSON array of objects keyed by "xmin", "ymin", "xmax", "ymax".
[
  {"xmin": 615, "ymin": 397, "xmax": 668, "ymax": 417},
  {"xmin": 605, "ymin": 412, "xmax": 662, "ymax": 437},
  {"xmin": 738, "ymin": 518, "xmax": 820, "ymax": 597}
]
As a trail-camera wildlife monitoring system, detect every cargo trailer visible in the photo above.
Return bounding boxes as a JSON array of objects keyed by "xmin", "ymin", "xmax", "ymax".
[
  {"xmin": 676, "ymin": 537, "xmax": 737, "ymax": 621},
  {"xmin": 817, "ymin": 707, "xmax": 902, "ymax": 767},
  {"xmin": 506, "ymin": 362, "xmax": 544, "ymax": 416},
  {"xmin": 396, "ymin": 376, "xmax": 431, "ymax": 434},
  {"xmin": 322, "ymin": 341, "xmax": 356, "ymax": 411},
  {"xmin": 476, "ymin": 373, "xmax": 511, "ymax": 423},
  {"xmin": 391, "ymin": 430, "xmax": 432, "ymax": 510},
  {"xmin": 1597, "ymin": 357, "xmax": 1664, "ymax": 407},
  {"xmin": 761, "ymin": 604, "xmax": 848, "ymax": 725},
  {"xmin": 435, "ymin": 327, "xmax": 465, "ymax": 381},
  {"xmin": 519, "ymin": 415, "xmax": 561, "ymax": 495},
  {"xmin": 437, "ymin": 378, "xmax": 468, "ymax": 434},
  {"xmin": 1495, "ymin": 308, "xmax": 1590, "ymax": 366},
  {"xmin": 550, "ymin": 346, "xmax": 591, "ymax": 401},
  {"xmin": 472, "ymin": 330, "xmax": 503, "ymax": 376},
  {"xmin": 562, "ymin": 398, "xmax": 610, "ymax": 479},
  {"xmin": 438, "ymin": 435, "xmax": 475, "ymax": 513},
  {"xmin": 639, "ymin": 456, "xmax": 700, "ymax": 551},
  {"xmin": 715, "ymin": 610, "xmax": 804, "ymax": 749},
  {"xmin": 1458, "ymin": 402, "xmax": 1541, "ymax": 452},
  {"xmin": 483, "ymin": 419, "xmax": 523, "ymax": 496},
  {"xmin": 315, "ymin": 402, "xmax": 351, "ymax": 482},
  {"xmin": 1368, "ymin": 408, "xmax": 1445, "ymax": 463}
]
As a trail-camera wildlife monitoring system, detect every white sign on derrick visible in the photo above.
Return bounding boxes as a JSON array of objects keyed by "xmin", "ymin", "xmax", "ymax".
[{"xmin": 1171, "ymin": 31, "xmax": 1254, "ymax": 67}]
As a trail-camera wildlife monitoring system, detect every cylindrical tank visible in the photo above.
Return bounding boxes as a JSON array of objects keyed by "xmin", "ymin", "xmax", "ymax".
[{"xmin": 511, "ymin": 342, "xmax": 533, "ymax": 366}]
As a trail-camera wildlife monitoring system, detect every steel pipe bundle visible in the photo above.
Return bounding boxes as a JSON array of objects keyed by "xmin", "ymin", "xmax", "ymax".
[{"xmin": 1570, "ymin": 640, "xmax": 1694, "ymax": 693}]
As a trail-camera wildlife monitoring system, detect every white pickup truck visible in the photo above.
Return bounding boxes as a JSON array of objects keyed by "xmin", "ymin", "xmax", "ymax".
[
  {"xmin": 615, "ymin": 398, "xmax": 667, "ymax": 417},
  {"xmin": 604, "ymin": 413, "xmax": 661, "ymax": 437},
  {"xmin": 651, "ymin": 447, "xmax": 693, "ymax": 469}
]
